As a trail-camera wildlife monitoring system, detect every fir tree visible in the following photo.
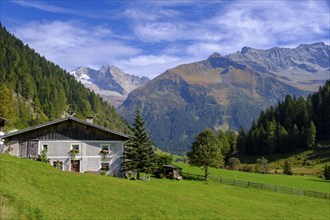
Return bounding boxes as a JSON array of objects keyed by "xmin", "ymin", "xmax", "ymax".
[
  {"xmin": 236, "ymin": 127, "xmax": 246, "ymax": 154},
  {"xmin": 306, "ymin": 121, "xmax": 316, "ymax": 148},
  {"xmin": 123, "ymin": 110, "xmax": 156, "ymax": 179}
]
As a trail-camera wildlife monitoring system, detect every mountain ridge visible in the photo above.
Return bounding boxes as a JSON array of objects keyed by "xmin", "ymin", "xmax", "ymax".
[
  {"xmin": 118, "ymin": 43, "xmax": 325, "ymax": 153},
  {"xmin": 70, "ymin": 65, "xmax": 150, "ymax": 107},
  {"xmin": 227, "ymin": 42, "xmax": 329, "ymax": 91}
]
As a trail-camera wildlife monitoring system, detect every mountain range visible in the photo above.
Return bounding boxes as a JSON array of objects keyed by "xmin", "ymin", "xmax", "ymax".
[
  {"xmin": 227, "ymin": 42, "xmax": 329, "ymax": 91},
  {"xmin": 117, "ymin": 43, "xmax": 329, "ymax": 154},
  {"xmin": 70, "ymin": 65, "xmax": 149, "ymax": 107}
]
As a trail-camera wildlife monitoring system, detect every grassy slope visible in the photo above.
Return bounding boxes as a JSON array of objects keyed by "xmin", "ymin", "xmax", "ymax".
[
  {"xmin": 175, "ymin": 162, "xmax": 330, "ymax": 193},
  {"xmin": 238, "ymin": 148, "xmax": 330, "ymax": 174},
  {"xmin": 1, "ymin": 154, "xmax": 329, "ymax": 219}
]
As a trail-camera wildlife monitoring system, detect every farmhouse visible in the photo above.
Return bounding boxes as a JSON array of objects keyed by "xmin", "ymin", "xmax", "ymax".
[{"xmin": 1, "ymin": 116, "xmax": 130, "ymax": 176}]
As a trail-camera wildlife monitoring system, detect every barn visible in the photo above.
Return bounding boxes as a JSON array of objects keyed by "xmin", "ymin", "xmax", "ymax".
[{"xmin": 1, "ymin": 116, "xmax": 130, "ymax": 176}]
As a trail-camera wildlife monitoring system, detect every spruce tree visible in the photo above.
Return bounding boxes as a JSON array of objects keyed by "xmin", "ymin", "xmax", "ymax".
[
  {"xmin": 123, "ymin": 110, "xmax": 156, "ymax": 179},
  {"xmin": 236, "ymin": 127, "xmax": 246, "ymax": 154},
  {"xmin": 306, "ymin": 121, "xmax": 316, "ymax": 148}
]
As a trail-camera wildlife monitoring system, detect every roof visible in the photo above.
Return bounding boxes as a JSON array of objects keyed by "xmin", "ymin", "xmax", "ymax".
[
  {"xmin": 1, "ymin": 116, "xmax": 130, "ymax": 139},
  {"xmin": 163, "ymin": 164, "xmax": 182, "ymax": 169}
]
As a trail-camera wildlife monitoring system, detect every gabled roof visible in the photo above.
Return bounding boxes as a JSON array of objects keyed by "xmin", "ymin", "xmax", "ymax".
[
  {"xmin": 1, "ymin": 117, "xmax": 130, "ymax": 140},
  {"xmin": 163, "ymin": 164, "xmax": 182, "ymax": 170}
]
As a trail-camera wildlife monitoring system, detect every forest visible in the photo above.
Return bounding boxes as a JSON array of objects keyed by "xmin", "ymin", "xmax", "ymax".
[
  {"xmin": 0, "ymin": 24, "xmax": 130, "ymax": 133},
  {"xmin": 237, "ymin": 80, "xmax": 330, "ymax": 155}
]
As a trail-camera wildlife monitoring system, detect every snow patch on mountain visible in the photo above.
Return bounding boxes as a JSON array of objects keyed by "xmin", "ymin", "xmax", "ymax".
[{"xmin": 70, "ymin": 65, "xmax": 150, "ymax": 107}]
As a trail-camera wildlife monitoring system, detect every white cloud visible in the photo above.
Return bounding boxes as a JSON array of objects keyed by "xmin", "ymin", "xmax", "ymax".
[
  {"xmin": 134, "ymin": 22, "xmax": 182, "ymax": 42},
  {"xmin": 11, "ymin": 0, "xmax": 73, "ymax": 13},
  {"xmin": 13, "ymin": 20, "xmax": 140, "ymax": 71},
  {"xmin": 116, "ymin": 54, "xmax": 197, "ymax": 79},
  {"xmin": 129, "ymin": 0, "xmax": 329, "ymax": 52},
  {"xmin": 7, "ymin": 0, "xmax": 329, "ymax": 80}
]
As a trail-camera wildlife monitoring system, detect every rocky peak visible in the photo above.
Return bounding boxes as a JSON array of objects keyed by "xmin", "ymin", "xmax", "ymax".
[
  {"xmin": 241, "ymin": 46, "xmax": 252, "ymax": 54},
  {"xmin": 207, "ymin": 52, "xmax": 223, "ymax": 59},
  {"xmin": 70, "ymin": 65, "xmax": 150, "ymax": 107}
]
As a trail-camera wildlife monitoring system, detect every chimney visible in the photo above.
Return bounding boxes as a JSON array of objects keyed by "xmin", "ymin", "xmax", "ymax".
[{"xmin": 86, "ymin": 116, "xmax": 93, "ymax": 124}]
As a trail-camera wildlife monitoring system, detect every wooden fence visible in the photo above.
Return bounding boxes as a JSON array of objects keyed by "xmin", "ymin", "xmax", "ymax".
[{"xmin": 181, "ymin": 172, "xmax": 330, "ymax": 200}]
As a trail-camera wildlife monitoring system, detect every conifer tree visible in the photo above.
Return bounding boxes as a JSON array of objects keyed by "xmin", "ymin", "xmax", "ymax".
[
  {"xmin": 306, "ymin": 121, "xmax": 316, "ymax": 148},
  {"xmin": 236, "ymin": 127, "xmax": 246, "ymax": 153},
  {"xmin": 123, "ymin": 110, "xmax": 156, "ymax": 179}
]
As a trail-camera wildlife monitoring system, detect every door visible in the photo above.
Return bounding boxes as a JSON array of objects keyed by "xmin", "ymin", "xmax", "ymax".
[
  {"xmin": 27, "ymin": 140, "xmax": 38, "ymax": 159},
  {"xmin": 71, "ymin": 160, "xmax": 80, "ymax": 172},
  {"xmin": 19, "ymin": 140, "xmax": 38, "ymax": 158}
]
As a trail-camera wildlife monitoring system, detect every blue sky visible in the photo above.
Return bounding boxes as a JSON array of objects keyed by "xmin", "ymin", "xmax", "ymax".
[{"xmin": 1, "ymin": 0, "xmax": 329, "ymax": 78}]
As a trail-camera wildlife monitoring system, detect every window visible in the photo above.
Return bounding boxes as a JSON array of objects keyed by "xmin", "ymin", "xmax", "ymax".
[
  {"xmin": 53, "ymin": 161, "xmax": 63, "ymax": 170},
  {"xmin": 101, "ymin": 163, "xmax": 109, "ymax": 171},
  {"xmin": 100, "ymin": 144, "xmax": 110, "ymax": 154},
  {"xmin": 42, "ymin": 144, "xmax": 48, "ymax": 151},
  {"xmin": 71, "ymin": 144, "xmax": 80, "ymax": 153}
]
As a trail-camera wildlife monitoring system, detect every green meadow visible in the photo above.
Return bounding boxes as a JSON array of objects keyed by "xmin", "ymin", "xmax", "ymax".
[
  {"xmin": 1, "ymin": 154, "xmax": 329, "ymax": 219},
  {"xmin": 175, "ymin": 162, "xmax": 330, "ymax": 193}
]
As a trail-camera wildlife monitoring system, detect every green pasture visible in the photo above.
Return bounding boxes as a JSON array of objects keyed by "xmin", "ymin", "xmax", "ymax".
[
  {"xmin": 175, "ymin": 162, "xmax": 330, "ymax": 193},
  {"xmin": 1, "ymin": 154, "xmax": 329, "ymax": 219}
]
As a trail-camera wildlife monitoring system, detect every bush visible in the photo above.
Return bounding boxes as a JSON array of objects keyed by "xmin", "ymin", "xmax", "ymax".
[
  {"xmin": 255, "ymin": 157, "xmax": 270, "ymax": 174},
  {"xmin": 154, "ymin": 153, "xmax": 173, "ymax": 177},
  {"xmin": 324, "ymin": 164, "xmax": 330, "ymax": 180},
  {"xmin": 226, "ymin": 157, "xmax": 241, "ymax": 170},
  {"xmin": 283, "ymin": 160, "xmax": 293, "ymax": 175},
  {"xmin": 241, "ymin": 164, "xmax": 255, "ymax": 173}
]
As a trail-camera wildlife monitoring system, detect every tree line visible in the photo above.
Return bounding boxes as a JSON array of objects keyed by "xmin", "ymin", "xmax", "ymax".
[
  {"xmin": 186, "ymin": 80, "xmax": 329, "ymax": 179},
  {"xmin": 237, "ymin": 80, "xmax": 330, "ymax": 155},
  {"xmin": 0, "ymin": 24, "xmax": 129, "ymax": 133}
]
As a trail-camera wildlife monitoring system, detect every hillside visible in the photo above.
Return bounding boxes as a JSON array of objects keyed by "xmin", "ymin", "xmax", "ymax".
[
  {"xmin": 1, "ymin": 154, "xmax": 329, "ymax": 219},
  {"xmin": 238, "ymin": 80, "xmax": 330, "ymax": 155},
  {"xmin": 119, "ymin": 53, "xmax": 308, "ymax": 154},
  {"xmin": 70, "ymin": 65, "xmax": 149, "ymax": 107},
  {"xmin": 0, "ymin": 24, "xmax": 130, "ymax": 133}
]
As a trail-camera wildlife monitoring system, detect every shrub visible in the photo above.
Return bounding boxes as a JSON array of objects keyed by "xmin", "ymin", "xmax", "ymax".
[
  {"xmin": 283, "ymin": 160, "xmax": 293, "ymax": 175},
  {"xmin": 324, "ymin": 164, "xmax": 330, "ymax": 180},
  {"xmin": 241, "ymin": 164, "xmax": 255, "ymax": 173},
  {"xmin": 37, "ymin": 148, "xmax": 48, "ymax": 163},
  {"xmin": 227, "ymin": 157, "xmax": 241, "ymax": 170},
  {"xmin": 255, "ymin": 157, "xmax": 270, "ymax": 174},
  {"xmin": 154, "ymin": 153, "xmax": 173, "ymax": 177}
]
